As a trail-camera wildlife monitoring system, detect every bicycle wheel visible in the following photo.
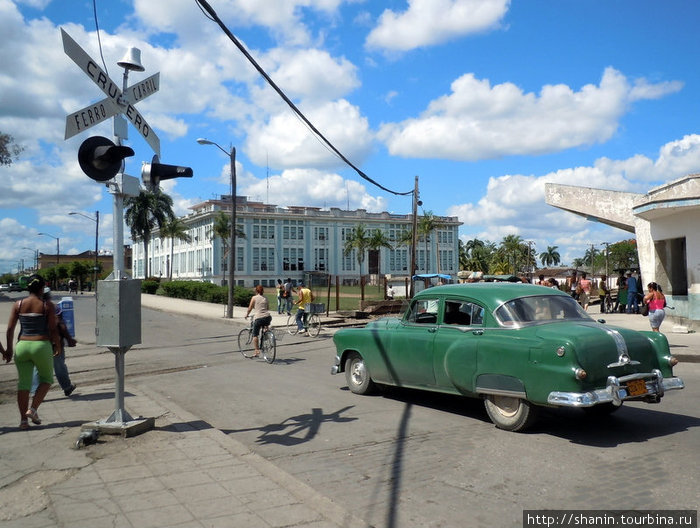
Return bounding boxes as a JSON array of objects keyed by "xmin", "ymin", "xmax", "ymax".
[
  {"xmin": 261, "ymin": 331, "xmax": 276, "ymax": 364},
  {"xmin": 238, "ymin": 328, "xmax": 255, "ymax": 358},
  {"xmin": 286, "ymin": 314, "xmax": 299, "ymax": 335},
  {"xmin": 307, "ymin": 314, "xmax": 321, "ymax": 337}
]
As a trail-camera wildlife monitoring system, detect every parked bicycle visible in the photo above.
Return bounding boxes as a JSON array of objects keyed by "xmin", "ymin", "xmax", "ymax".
[
  {"xmin": 286, "ymin": 303, "xmax": 323, "ymax": 337},
  {"xmin": 238, "ymin": 316, "xmax": 276, "ymax": 363}
]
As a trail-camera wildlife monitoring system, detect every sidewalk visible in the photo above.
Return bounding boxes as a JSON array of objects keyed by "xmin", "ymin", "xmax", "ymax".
[{"xmin": 0, "ymin": 381, "xmax": 369, "ymax": 528}]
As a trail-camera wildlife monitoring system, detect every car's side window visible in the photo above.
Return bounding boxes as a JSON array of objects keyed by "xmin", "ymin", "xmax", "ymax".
[
  {"xmin": 443, "ymin": 300, "xmax": 484, "ymax": 326},
  {"xmin": 406, "ymin": 299, "xmax": 439, "ymax": 324}
]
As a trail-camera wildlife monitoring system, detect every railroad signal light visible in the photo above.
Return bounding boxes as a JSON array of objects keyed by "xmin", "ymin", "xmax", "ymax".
[
  {"xmin": 78, "ymin": 136, "xmax": 134, "ymax": 182},
  {"xmin": 141, "ymin": 155, "xmax": 193, "ymax": 191}
]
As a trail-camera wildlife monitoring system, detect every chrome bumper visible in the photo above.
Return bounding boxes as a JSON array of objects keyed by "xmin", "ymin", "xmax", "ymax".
[
  {"xmin": 330, "ymin": 355, "xmax": 341, "ymax": 375},
  {"xmin": 547, "ymin": 369, "xmax": 685, "ymax": 408}
]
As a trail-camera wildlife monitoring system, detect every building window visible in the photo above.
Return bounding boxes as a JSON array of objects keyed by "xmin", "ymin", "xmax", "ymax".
[
  {"xmin": 283, "ymin": 220, "xmax": 303, "ymax": 241},
  {"xmin": 314, "ymin": 248, "xmax": 328, "ymax": 271},
  {"xmin": 314, "ymin": 227, "xmax": 329, "ymax": 242},
  {"xmin": 253, "ymin": 247, "xmax": 275, "ymax": 272},
  {"xmin": 283, "ymin": 248, "xmax": 304, "ymax": 271}
]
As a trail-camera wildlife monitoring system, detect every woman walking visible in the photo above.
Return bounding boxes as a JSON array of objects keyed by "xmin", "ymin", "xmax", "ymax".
[
  {"xmin": 5, "ymin": 275, "xmax": 60, "ymax": 429},
  {"xmin": 643, "ymin": 282, "xmax": 666, "ymax": 332}
]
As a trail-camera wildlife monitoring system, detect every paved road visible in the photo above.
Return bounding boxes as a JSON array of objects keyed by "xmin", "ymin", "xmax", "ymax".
[{"xmin": 1, "ymin": 292, "xmax": 698, "ymax": 528}]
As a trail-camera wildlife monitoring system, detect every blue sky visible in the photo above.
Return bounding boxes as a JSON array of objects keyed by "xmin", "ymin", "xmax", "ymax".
[{"xmin": 2, "ymin": 0, "xmax": 700, "ymax": 274}]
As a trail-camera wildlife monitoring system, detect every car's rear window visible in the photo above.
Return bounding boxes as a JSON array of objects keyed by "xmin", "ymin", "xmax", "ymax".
[{"xmin": 495, "ymin": 295, "xmax": 590, "ymax": 325}]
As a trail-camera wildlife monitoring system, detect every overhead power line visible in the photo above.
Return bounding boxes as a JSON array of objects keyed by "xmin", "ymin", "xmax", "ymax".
[{"xmin": 194, "ymin": 0, "xmax": 413, "ymax": 197}]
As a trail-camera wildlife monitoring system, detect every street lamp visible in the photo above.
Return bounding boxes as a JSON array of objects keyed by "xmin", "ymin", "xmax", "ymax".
[
  {"xmin": 37, "ymin": 232, "xmax": 59, "ymax": 267},
  {"xmin": 22, "ymin": 247, "xmax": 38, "ymax": 271},
  {"xmin": 197, "ymin": 138, "xmax": 236, "ymax": 318},
  {"xmin": 70, "ymin": 211, "xmax": 100, "ymax": 292}
]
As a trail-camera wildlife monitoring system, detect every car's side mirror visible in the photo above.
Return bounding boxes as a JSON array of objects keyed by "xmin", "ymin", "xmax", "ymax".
[{"xmin": 597, "ymin": 319, "xmax": 606, "ymax": 324}]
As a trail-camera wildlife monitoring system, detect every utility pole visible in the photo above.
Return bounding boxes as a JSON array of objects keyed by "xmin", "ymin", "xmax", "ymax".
[{"xmin": 409, "ymin": 176, "xmax": 421, "ymax": 298}]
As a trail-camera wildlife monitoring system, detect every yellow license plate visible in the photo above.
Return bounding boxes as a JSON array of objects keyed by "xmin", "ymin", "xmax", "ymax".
[{"xmin": 627, "ymin": 379, "xmax": 648, "ymax": 396}]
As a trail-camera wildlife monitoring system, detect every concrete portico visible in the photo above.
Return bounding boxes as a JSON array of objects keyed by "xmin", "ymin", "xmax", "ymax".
[{"xmin": 546, "ymin": 174, "xmax": 700, "ymax": 327}]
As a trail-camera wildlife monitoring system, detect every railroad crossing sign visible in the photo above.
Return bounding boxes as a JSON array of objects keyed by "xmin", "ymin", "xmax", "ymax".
[{"xmin": 61, "ymin": 28, "xmax": 161, "ymax": 156}]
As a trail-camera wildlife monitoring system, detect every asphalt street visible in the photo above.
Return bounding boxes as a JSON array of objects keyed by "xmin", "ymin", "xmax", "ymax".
[{"xmin": 1, "ymin": 291, "xmax": 698, "ymax": 528}]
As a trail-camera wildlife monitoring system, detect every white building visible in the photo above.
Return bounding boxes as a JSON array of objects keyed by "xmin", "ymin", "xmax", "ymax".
[
  {"xmin": 546, "ymin": 174, "xmax": 700, "ymax": 328},
  {"xmin": 131, "ymin": 196, "xmax": 462, "ymax": 288}
]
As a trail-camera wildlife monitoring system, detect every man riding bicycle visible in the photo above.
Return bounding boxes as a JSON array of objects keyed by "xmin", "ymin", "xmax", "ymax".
[
  {"xmin": 245, "ymin": 285, "xmax": 272, "ymax": 357},
  {"xmin": 294, "ymin": 281, "xmax": 314, "ymax": 334}
]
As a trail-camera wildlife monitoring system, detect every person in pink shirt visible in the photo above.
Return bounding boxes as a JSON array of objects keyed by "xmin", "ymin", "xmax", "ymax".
[
  {"xmin": 643, "ymin": 282, "xmax": 666, "ymax": 332},
  {"xmin": 578, "ymin": 272, "xmax": 592, "ymax": 310}
]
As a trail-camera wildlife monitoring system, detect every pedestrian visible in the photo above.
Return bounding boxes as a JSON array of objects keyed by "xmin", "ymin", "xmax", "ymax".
[
  {"xmin": 626, "ymin": 271, "xmax": 640, "ymax": 314},
  {"xmin": 538, "ymin": 274, "xmax": 547, "ymax": 286},
  {"xmin": 386, "ymin": 285, "xmax": 395, "ymax": 300},
  {"xmin": 276, "ymin": 279, "xmax": 284, "ymax": 314},
  {"xmin": 283, "ymin": 278, "xmax": 294, "ymax": 315},
  {"xmin": 547, "ymin": 277, "xmax": 559, "ymax": 289},
  {"xmin": 244, "ymin": 285, "xmax": 273, "ymax": 357},
  {"xmin": 578, "ymin": 272, "xmax": 592, "ymax": 310},
  {"xmin": 617, "ymin": 276, "xmax": 628, "ymax": 313},
  {"xmin": 612, "ymin": 271, "xmax": 625, "ymax": 312},
  {"xmin": 598, "ymin": 275, "xmax": 610, "ymax": 314},
  {"xmin": 5, "ymin": 274, "xmax": 61, "ymax": 430},
  {"xmin": 643, "ymin": 282, "xmax": 666, "ymax": 332},
  {"xmin": 294, "ymin": 281, "xmax": 314, "ymax": 334},
  {"xmin": 30, "ymin": 288, "xmax": 77, "ymax": 397},
  {"xmin": 567, "ymin": 271, "xmax": 578, "ymax": 300}
]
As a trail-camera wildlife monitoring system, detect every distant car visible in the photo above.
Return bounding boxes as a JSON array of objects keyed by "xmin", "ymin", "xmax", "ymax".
[
  {"xmin": 331, "ymin": 283, "xmax": 685, "ymax": 432},
  {"xmin": 7, "ymin": 283, "xmax": 23, "ymax": 292},
  {"xmin": 0, "ymin": 284, "xmax": 9, "ymax": 291}
]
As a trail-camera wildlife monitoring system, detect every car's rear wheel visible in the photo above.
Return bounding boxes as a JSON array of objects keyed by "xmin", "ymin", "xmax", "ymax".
[
  {"xmin": 344, "ymin": 353, "xmax": 375, "ymax": 395},
  {"xmin": 484, "ymin": 395, "xmax": 538, "ymax": 432}
]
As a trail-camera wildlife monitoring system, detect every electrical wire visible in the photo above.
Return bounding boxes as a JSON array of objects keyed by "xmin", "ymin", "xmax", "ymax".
[
  {"xmin": 194, "ymin": 0, "xmax": 413, "ymax": 197},
  {"xmin": 92, "ymin": 0, "xmax": 109, "ymax": 77}
]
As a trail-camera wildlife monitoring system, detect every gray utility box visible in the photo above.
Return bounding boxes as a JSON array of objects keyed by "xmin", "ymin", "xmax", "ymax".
[{"xmin": 96, "ymin": 279, "xmax": 142, "ymax": 348}]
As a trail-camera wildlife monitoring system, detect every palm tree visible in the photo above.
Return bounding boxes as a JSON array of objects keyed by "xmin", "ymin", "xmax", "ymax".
[
  {"xmin": 209, "ymin": 211, "xmax": 246, "ymax": 277},
  {"xmin": 499, "ymin": 234, "xmax": 525, "ymax": 275},
  {"xmin": 418, "ymin": 211, "xmax": 445, "ymax": 274},
  {"xmin": 160, "ymin": 218, "xmax": 192, "ymax": 280},
  {"xmin": 343, "ymin": 224, "xmax": 371, "ymax": 275},
  {"xmin": 539, "ymin": 246, "xmax": 561, "ymax": 267},
  {"xmin": 125, "ymin": 190, "xmax": 175, "ymax": 278}
]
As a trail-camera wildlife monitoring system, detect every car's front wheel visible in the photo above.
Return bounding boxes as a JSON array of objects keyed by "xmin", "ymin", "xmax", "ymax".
[
  {"xmin": 483, "ymin": 395, "xmax": 538, "ymax": 432},
  {"xmin": 344, "ymin": 353, "xmax": 376, "ymax": 395}
]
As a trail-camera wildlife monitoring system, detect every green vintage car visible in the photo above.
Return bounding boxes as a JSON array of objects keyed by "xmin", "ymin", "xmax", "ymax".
[{"xmin": 331, "ymin": 283, "xmax": 684, "ymax": 431}]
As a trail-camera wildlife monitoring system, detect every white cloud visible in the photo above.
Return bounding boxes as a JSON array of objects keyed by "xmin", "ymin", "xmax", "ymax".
[
  {"xmin": 240, "ymin": 168, "xmax": 387, "ymax": 212},
  {"xmin": 366, "ymin": 0, "xmax": 510, "ymax": 52},
  {"xmin": 245, "ymin": 99, "xmax": 373, "ymax": 169},
  {"xmin": 378, "ymin": 68, "xmax": 682, "ymax": 161},
  {"xmin": 447, "ymin": 134, "xmax": 700, "ymax": 260}
]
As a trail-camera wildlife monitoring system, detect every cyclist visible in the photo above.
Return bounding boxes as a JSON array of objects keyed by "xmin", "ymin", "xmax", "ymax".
[
  {"xmin": 244, "ymin": 285, "xmax": 272, "ymax": 357},
  {"xmin": 294, "ymin": 281, "xmax": 314, "ymax": 334}
]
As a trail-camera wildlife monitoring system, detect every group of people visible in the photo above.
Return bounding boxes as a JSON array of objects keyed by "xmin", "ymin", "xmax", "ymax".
[
  {"xmin": 1, "ymin": 274, "xmax": 77, "ymax": 431},
  {"xmin": 244, "ymin": 278, "xmax": 316, "ymax": 357},
  {"xmin": 558, "ymin": 270, "xmax": 667, "ymax": 332}
]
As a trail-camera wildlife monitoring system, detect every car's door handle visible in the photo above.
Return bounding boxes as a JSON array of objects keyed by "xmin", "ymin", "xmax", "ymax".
[
  {"xmin": 472, "ymin": 329, "xmax": 484, "ymax": 335},
  {"xmin": 428, "ymin": 327, "xmax": 437, "ymax": 333}
]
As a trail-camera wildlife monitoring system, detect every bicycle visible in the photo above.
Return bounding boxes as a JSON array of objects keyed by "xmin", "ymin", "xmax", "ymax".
[
  {"xmin": 238, "ymin": 316, "xmax": 276, "ymax": 363},
  {"xmin": 286, "ymin": 303, "xmax": 323, "ymax": 337}
]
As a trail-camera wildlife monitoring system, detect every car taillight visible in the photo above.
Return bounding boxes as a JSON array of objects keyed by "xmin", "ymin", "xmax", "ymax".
[{"xmin": 668, "ymin": 356, "xmax": 679, "ymax": 367}]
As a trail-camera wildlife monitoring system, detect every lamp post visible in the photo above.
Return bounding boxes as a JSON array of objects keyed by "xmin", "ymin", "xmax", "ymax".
[
  {"xmin": 197, "ymin": 138, "xmax": 236, "ymax": 318},
  {"xmin": 22, "ymin": 247, "xmax": 38, "ymax": 271},
  {"xmin": 37, "ymin": 232, "xmax": 59, "ymax": 267},
  {"xmin": 70, "ymin": 211, "xmax": 100, "ymax": 292}
]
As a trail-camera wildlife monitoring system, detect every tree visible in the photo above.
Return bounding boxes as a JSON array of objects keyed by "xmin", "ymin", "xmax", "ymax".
[
  {"xmin": 343, "ymin": 224, "xmax": 371, "ymax": 275},
  {"xmin": 209, "ymin": 211, "xmax": 246, "ymax": 275},
  {"xmin": 160, "ymin": 218, "xmax": 192, "ymax": 280},
  {"xmin": 418, "ymin": 211, "xmax": 445, "ymax": 274},
  {"xmin": 539, "ymin": 246, "xmax": 561, "ymax": 267},
  {"xmin": 125, "ymin": 190, "xmax": 175, "ymax": 278},
  {"xmin": 0, "ymin": 132, "xmax": 23, "ymax": 166},
  {"xmin": 498, "ymin": 234, "xmax": 525, "ymax": 274}
]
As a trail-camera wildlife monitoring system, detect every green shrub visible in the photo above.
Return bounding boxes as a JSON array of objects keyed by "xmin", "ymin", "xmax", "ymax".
[
  {"xmin": 142, "ymin": 280, "xmax": 160, "ymax": 294},
  {"xmin": 154, "ymin": 280, "xmax": 252, "ymax": 307}
]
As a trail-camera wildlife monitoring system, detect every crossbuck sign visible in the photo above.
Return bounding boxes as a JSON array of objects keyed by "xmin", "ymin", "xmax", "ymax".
[{"xmin": 61, "ymin": 28, "xmax": 161, "ymax": 156}]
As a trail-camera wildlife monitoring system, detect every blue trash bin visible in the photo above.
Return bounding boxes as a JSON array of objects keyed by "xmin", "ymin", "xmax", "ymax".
[{"xmin": 59, "ymin": 297, "xmax": 75, "ymax": 337}]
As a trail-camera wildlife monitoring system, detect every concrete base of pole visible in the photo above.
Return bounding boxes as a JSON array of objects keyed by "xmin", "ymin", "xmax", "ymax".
[{"xmin": 83, "ymin": 416, "xmax": 155, "ymax": 438}]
